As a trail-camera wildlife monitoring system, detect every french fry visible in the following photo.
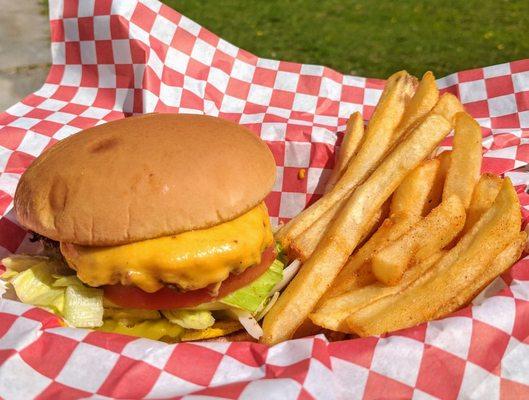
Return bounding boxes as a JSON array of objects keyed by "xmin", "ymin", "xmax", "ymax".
[
  {"xmin": 433, "ymin": 231, "xmax": 526, "ymax": 319},
  {"xmin": 292, "ymin": 318, "xmax": 323, "ymax": 339},
  {"xmin": 443, "ymin": 112, "xmax": 483, "ymax": 208},
  {"xmin": 390, "ymin": 158, "xmax": 441, "ymax": 217},
  {"xmin": 431, "ymin": 93, "xmax": 465, "ymax": 124},
  {"xmin": 290, "ymin": 199, "xmax": 388, "ymax": 261},
  {"xmin": 310, "ymin": 251, "xmax": 444, "ymax": 332},
  {"xmin": 294, "ymin": 157, "xmax": 440, "ymax": 261},
  {"xmin": 372, "ymin": 195, "xmax": 466, "ymax": 286},
  {"xmin": 323, "ymin": 215, "xmax": 416, "ymax": 298},
  {"xmin": 325, "ymin": 112, "xmax": 365, "ymax": 193},
  {"xmin": 427, "ymin": 150, "xmax": 451, "ymax": 209},
  {"xmin": 275, "ymin": 71, "xmax": 418, "ymax": 249},
  {"xmin": 463, "ymin": 173, "xmax": 503, "ymax": 234},
  {"xmin": 347, "ymin": 178, "xmax": 521, "ymax": 337},
  {"xmin": 359, "ymin": 199, "xmax": 390, "ymax": 248},
  {"xmin": 323, "ymin": 156, "xmax": 446, "ymax": 299},
  {"xmin": 262, "ymin": 114, "xmax": 451, "ymax": 345},
  {"xmin": 393, "ymin": 71, "xmax": 439, "ymax": 139}
]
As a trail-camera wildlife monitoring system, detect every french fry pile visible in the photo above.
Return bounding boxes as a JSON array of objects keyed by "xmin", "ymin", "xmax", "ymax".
[{"xmin": 261, "ymin": 71, "xmax": 526, "ymax": 345}]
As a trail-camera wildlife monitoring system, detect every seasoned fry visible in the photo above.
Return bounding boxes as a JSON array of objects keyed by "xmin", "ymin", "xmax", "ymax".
[
  {"xmin": 325, "ymin": 112, "xmax": 365, "ymax": 193},
  {"xmin": 262, "ymin": 114, "xmax": 451, "ymax": 345},
  {"xmin": 323, "ymin": 215, "xmax": 416, "ymax": 297},
  {"xmin": 391, "ymin": 159, "xmax": 441, "ymax": 217},
  {"xmin": 443, "ymin": 112, "xmax": 483, "ymax": 208},
  {"xmin": 372, "ymin": 195, "xmax": 466, "ymax": 286},
  {"xmin": 310, "ymin": 251, "xmax": 444, "ymax": 332},
  {"xmin": 292, "ymin": 319, "xmax": 323, "ymax": 339},
  {"xmin": 323, "ymin": 155, "xmax": 448, "ymax": 300},
  {"xmin": 431, "ymin": 93, "xmax": 465, "ymax": 124},
  {"xmin": 428, "ymin": 150, "xmax": 451, "ymax": 208},
  {"xmin": 290, "ymin": 199, "xmax": 388, "ymax": 261},
  {"xmin": 294, "ymin": 157, "xmax": 440, "ymax": 261},
  {"xmin": 433, "ymin": 231, "xmax": 526, "ymax": 319},
  {"xmin": 347, "ymin": 179, "xmax": 521, "ymax": 337},
  {"xmin": 463, "ymin": 173, "xmax": 503, "ymax": 234},
  {"xmin": 359, "ymin": 199, "xmax": 391, "ymax": 248},
  {"xmin": 275, "ymin": 71, "xmax": 418, "ymax": 249},
  {"xmin": 393, "ymin": 71, "xmax": 439, "ymax": 139}
]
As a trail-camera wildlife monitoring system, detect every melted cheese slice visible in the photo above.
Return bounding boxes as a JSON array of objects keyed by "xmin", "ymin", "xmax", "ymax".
[{"xmin": 61, "ymin": 203, "xmax": 273, "ymax": 293}]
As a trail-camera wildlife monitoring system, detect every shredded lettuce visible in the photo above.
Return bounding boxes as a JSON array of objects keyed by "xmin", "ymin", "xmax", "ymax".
[
  {"xmin": 162, "ymin": 309, "xmax": 215, "ymax": 330},
  {"xmin": 63, "ymin": 285, "xmax": 104, "ymax": 328},
  {"xmin": 275, "ymin": 241, "xmax": 287, "ymax": 264},
  {"xmin": 1, "ymin": 252, "xmax": 288, "ymax": 340},
  {"xmin": 220, "ymin": 259, "xmax": 283, "ymax": 313},
  {"xmin": 2, "ymin": 255, "xmax": 50, "ymax": 272},
  {"xmin": 52, "ymin": 275, "xmax": 85, "ymax": 288},
  {"xmin": 10, "ymin": 262, "xmax": 65, "ymax": 314},
  {"xmin": 1, "ymin": 269, "xmax": 19, "ymax": 280}
]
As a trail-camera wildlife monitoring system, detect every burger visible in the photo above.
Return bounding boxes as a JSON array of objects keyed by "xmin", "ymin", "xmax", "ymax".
[{"xmin": 4, "ymin": 113, "xmax": 288, "ymax": 342}]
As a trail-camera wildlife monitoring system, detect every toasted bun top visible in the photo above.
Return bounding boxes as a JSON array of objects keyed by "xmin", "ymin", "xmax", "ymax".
[{"xmin": 15, "ymin": 114, "xmax": 276, "ymax": 245}]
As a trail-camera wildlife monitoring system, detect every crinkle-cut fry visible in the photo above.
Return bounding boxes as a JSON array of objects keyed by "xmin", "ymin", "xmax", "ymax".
[
  {"xmin": 310, "ymin": 251, "xmax": 444, "ymax": 332},
  {"xmin": 433, "ymin": 231, "xmax": 526, "ymax": 319},
  {"xmin": 463, "ymin": 173, "xmax": 503, "ymax": 234},
  {"xmin": 431, "ymin": 93, "xmax": 465, "ymax": 124},
  {"xmin": 372, "ymin": 195, "xmax": 466, "ymax": 286},
  {"xmin": 393, "ymin": 71, "xmax": 439, "ymax": 139},
  {"xmin": 290, "ymin": 199, "xmax": 388, "ymax": 261},
  {"xmin": 346, "ymin": 178, "xmax": 521, "ymax": 337},
  {"xmin": 275, "ymin": 71, "xmax": 418, "ymax": 249},
  {"xmin": 391, "ymin": 158, "xmax": 441, "ymax": 218},
  {"xmin": 325, "ymin": 112, "xmax": 365, "ymax": 193},
  {"xmin": 262, "ymin": 114, "xmax": 451, "ymax": 345},
  {"xmin": 443, "ymin": 112, "xmax": 483, "ymax": 208}
]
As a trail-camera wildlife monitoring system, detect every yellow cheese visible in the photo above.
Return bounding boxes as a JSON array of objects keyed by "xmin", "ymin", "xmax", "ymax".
[
  {"xmin": 61, "ymin": 203, "xmax": 273, "ymax": 293},
  {"xmin": 97, "ymin": 319, "xmax": 242, "ymax": 342},
  {"xmin": 98, "ymin": 319, "xmax": 184, "ymax": 341}
]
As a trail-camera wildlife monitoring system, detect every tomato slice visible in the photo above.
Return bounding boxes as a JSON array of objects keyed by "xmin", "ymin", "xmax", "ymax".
[{"xmin": 103, "ymin": 245, "xmax": 276, "ymax": 310}]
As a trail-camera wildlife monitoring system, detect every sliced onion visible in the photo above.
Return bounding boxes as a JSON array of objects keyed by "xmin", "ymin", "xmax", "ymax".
[
  {"xmin": 231, "ymin": 308, "xmax": 263, "ymax": 339},
  {"xmin": 256, "ymin": 291, "xmax": 280, "ymax": 321},
  {"xmin": 0, "ymin": 279, "xmax": 8, "ymax": 297},
  {"xmin": 271, "ymin": 259, "xmax": 302, "ymax": 293}
]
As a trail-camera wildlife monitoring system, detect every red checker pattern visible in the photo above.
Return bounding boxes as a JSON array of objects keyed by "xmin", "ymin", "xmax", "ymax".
[
  {"xmin": 97, "ymin": 356, "xmax": 161, "ymax": 398},
  {"xmin": 415, "ymin": 345, "xmax": 466, "ymax": 400},
  {"xmin": 20, "ymin": 332, "xmax": 79, "ymax": 379},
  {"xmin": 164, "ymin": 343, "xmax": 224, "ymax": 386}
]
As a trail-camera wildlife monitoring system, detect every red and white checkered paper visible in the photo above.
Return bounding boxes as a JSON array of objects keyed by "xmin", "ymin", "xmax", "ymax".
[{"xmin": 0, "ymin": 1, "xmax": 529, "ymax": 399}]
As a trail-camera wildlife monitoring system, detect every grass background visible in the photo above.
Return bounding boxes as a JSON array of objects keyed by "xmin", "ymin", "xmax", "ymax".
[{"xmin": 162, "ymin": 0, "xmax": 529, "ymax": 79}]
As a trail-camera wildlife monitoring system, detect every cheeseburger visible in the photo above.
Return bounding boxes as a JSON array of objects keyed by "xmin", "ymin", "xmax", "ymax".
[{"xmin": 6, "ymin": 113, "xmax": 286, "ymax": 341}]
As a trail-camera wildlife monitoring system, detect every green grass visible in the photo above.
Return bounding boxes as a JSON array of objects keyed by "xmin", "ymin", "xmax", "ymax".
[{"xmin": 162, "ymin": 0, "xmax": 529, "ymax": 78}]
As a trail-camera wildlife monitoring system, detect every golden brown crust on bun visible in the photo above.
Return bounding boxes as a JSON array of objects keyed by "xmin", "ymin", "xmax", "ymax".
[{"xmin": 15, "ymin": 113, "xmax": 276, "ymax": 245}]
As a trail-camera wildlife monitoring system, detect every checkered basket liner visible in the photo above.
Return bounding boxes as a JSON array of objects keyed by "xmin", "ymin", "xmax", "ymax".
[{"xmin": 0, "ymin": 0, "xmax": 528, "ymax": 398}]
